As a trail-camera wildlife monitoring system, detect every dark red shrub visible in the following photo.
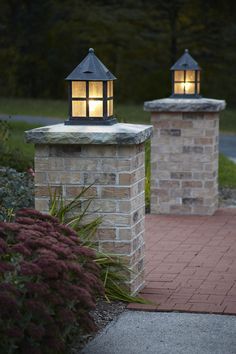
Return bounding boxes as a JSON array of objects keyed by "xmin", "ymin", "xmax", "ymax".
[{"xmin": 0, "ymin": 208, "xmax": 103, "ymax": 354}]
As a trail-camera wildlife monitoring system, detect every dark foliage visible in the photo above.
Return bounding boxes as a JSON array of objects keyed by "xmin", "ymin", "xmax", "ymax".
[
  {"xmin": 0, "ymin": 0, "xmax": 236, "ymax": 104},
  {"xmin": 0, "ymin": 209, "xmax": 103, "ymax": 353},
  {"xmin": 0, "ymin": 167, "xmax": 34, "ymax": 221}
]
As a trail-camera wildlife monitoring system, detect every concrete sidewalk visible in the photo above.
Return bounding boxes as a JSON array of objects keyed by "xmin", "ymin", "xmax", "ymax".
[{"xmin": 81, "ymin": 311, "xmax": 236, "ymax": 354}]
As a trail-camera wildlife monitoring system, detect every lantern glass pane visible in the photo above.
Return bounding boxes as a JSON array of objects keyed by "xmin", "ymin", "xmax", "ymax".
[
  {"xmin": 184, "ymin": 82, "xmax": 195, "ymax": 94},
  {"xmin": 107, "ymin": 99, "xmax": 113, "ymax": 116},
  {"xmin": 72, "ymin": 101, "xmax": 86, "ymax": 117},
  {"xmin": 89, "ymin": 81, "xmax": 103, "ymax": 98},
  {"xmin": 186, "ymin": 70, "xmax": 195, "ymax": 81},
  {"xmin": 174, "ymin": 71, "xmax": 184, "ymax": 81},
  {"xmin": 174, "ymin": 83, "xmax": 184, "ymax": 94},
  {"xmin": 72, "ymin": 81, "xmax": 86, "ymax": 98},
  {"xmin": 89, "ymin": 100, "xmax": 103, "ymax": 117},
  {"xmin": 107, "ymin": 81, "xmax": 113, "ymax": 97}
]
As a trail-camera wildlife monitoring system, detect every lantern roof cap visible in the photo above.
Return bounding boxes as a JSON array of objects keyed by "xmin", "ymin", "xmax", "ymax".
[
  {"xmin": 170, "ymin": 49, "xmax": 201, "ymax": 71},
  {"xmin": 65, "ymin": 48, "xmax": 117, "ymax": 81}
]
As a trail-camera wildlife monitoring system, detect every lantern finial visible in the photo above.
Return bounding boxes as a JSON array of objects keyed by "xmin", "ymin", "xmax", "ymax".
[
  {"xmin": 185, "ymin": 49, "xmax": 189, "ymax": 53},
  {"xmin": 89, "ymin": 48, "xmax": 94, "ymax": 53}
]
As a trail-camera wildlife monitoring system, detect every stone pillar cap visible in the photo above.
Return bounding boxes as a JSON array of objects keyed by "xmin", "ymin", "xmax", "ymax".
[
  {"xmin": 144, "ymin": 97, "xmax": 226, "ymax": 112},
  {"xmin": 25, "ymin": 123, "xmax": 153, "ymax": 145}
]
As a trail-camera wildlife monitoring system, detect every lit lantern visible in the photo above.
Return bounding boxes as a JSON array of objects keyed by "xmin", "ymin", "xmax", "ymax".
[
  {"xmin": 170, "ymin": 49, "xmax": 201, "ymax": 98},
  {"xmin": 65, "ymin": 48, "xmax": 117, "ymax": 125}
]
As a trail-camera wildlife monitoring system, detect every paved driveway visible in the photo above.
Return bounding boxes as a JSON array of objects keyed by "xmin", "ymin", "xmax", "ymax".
[{"xmin": 129, "ymin": 209, "xmax": 236, "ymax": 314}]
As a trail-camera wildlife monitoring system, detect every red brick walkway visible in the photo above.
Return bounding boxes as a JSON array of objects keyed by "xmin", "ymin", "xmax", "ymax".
[{"xmin": 128, "ymin": 208, "xmax": 236, "ymax": 314}]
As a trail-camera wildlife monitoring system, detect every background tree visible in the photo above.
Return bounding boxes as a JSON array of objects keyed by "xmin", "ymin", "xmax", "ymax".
[{"xmin": 0, "ymin": 0, "xmax": 235, "ymax": 104}]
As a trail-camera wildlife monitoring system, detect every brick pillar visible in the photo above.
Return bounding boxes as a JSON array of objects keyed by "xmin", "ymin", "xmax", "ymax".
[
  {"xmin": 144, "ymin": 98, "xmax": 226, "ymax": 215},
  {"xmin": 25, "ymin": 123, "xmax": 152, "ymax": 294}
]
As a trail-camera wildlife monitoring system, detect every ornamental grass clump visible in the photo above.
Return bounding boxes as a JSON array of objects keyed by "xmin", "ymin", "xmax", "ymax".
[{"xmin": 0, "ymin": 208, "xmax": 103, "ymax": 354}]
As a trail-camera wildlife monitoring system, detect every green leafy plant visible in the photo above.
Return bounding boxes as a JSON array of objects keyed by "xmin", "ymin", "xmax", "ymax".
[
  {"xmin": 49, "ymin": 186, "xmax": 148, "ymax": 304},
  {"xmin": 0, "ymin": 209, "xmax": 103, "ymax": 354},
  {"xmin": 0, "ymin": 168, "xmax": 34, "ymax": 222}
]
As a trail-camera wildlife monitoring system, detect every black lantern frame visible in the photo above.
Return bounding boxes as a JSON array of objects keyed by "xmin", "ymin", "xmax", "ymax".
[
  {"xmin": 65, "ymin": 48, "xmax": 117, "ymax": 125},
  {"xmin": 170, "ymin": 49, "xmax": 201, "ymax": 99}
]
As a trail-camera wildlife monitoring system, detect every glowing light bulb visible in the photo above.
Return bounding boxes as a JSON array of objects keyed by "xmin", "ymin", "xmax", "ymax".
[
  {"xmin": 89, "ymin": 100, "xmax": 103, "ymax": 117},
  {"xmin": 89, "ymin": 100, "xmax": 99, "ymax": 113},
  {"xmin": 182, "ymin": 82, "xmax": 194, "ymax": 94}
]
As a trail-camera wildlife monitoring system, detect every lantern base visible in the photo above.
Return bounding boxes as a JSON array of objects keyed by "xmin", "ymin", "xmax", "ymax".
[
  {"xmin": 170, "ymin": 94, "xmax": 202, "ymax": 99},
  {"xmin": 64, "ymin": 118, "xmax": 117, "ymax": 125}
]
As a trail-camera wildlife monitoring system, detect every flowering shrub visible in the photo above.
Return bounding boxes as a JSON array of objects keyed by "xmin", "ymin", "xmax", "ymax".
[
  {"xmin": 0, "ymin": 167, "xmax": 34, "ymax": 221},
  {"xmin": 0, "ymin": 208, "xmax": 103, "ymax": 354}
]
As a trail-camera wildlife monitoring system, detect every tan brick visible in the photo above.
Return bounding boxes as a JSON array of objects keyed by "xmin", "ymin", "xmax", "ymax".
[
  {"xmin": 170, "ymin": 205, "xmax": 192, "ymax": 214},
  {"xmin": 133, "ymin": 218, "xmax": 145, "ymax": 235},
  {"xmin": 192, "ymin": 205, "xmax": 216, "ymax": 215},
  {"xmin": 35, "ymin": 198, "xmax": 49, "ymax": 212},
  {"xmin": 102, "ymin": 214, "xmax": 131, "ymax": 227},
  {"xmin": 64, "ymin": 158, "xmax": 97, "ymax": 171},
  {"xmin": 132, "ymin": 232, "xmax": 144, "ymax": 252},
  {"xmin": 131, "ymin": 257, "xmax": 145, "ymax": 274},
  {"xmin": 131, "ymin": 207, "xmax": 145, "ymax": 226},
  {"xmin": 118, "ymin": 228, "xmax": 132, "ymax": 240},
  {"xmin": 152, "ymin": 120, "xmax": 170, "ymax": 128},
  {"xmin": 35, "ymin": 185, "xmax": 62, "ymax": 197},
  {"xmin": 118, "ymin": 173, "xmax": 131, "ymax": 185},
  {"xmin": 170, "ymin": 120, "xmax": 193, "ymax": 129},
  {"xmin": 204, "ymin": 181, "xmax": 214, "ymax": 188},
  {"xmin": 101, "ymin": 187, "xmax": 131, "ymax": 199},
  {"xmin": 119, "ymin": 168, "xmax": 145, "ymax": 185},
  {"xmin": 100, "ymin": 159, "xmax": 132, "ymax": 172},
  {"xmin": 182, "ymin": 128, "xmax": 205, "ymax": 137},
  {"xmin": 159, "ymin": 180, "xmax": 180, "ymax": 188},
  {"xmin": 83, "ymin": 172, "xmax": 117, "ymax": 185},
  {"xmin": 182, "ymin": 181, "xmax": 202, "ymax": 188},
  {"xmin": 130, "ymin": 245, "xmax": 145, "ymax": 264},
  {"xmin": 47, "ymin": 171, "xmax": 80, "ymax": 184},
  {"xmin": 205, "ymin": 129, "xmax": 216, "ymax": 137},
  {"xmin": 99, "ymin": 241, "xmax": 131, "ymax": 254},
  {"xmin": 116, "ymin": 146, "xmax": 136, "ymax": 157},
  {"xmin": 87, "ymin": 200, "xmax": 117, "ymax": 213},
  {"xmin": 117, "ymin": 200, "xmax": 131, "ymax": 213},
  {"xmin": 48, "ymin": 158, "xmax": 64, "ymax": 170},
  {"xmin": 129, "ymin": 270, "xmax": 145, "ymax": 294},
  {"xmin": 81, "ymin": 145, "xmax": 117, "ymax": 157},
  {"xmin": 35, "ymin": 172, "xmax": 47, "ymax": 184},
  {"xmin": 132, "ymin": 153, "xmax": 145, "ymax": 169},
  {"xmin": 204, "ymin": 113, "xmax": 219, "ymax": 120},
  {"xmin": 194, "ymin": 137, "xmax": 213, "ymax": 145},
  {"xmin": 152, "ymin": 112, "xmax": 183, "ymax": 121},
  {"xmin": 49, "ymin": 145, "xmax": 82, "ymax": 158},
  {"xmin": 65, "ymin": 186, "xmax": 97, "ymax": 198},
  {"xmin": 136, "ymin": 143, "xmax": 145, "ymax": 154},
  {"xmin": 118, "ymin": 194, "xmax": 145, "ymax": 213},
  {"xmin": 35, "ymin": 145, "xmax": 49, "ymax": 157},
  {"xmin": 97, "ymin": 228, "xmax": 117, "ymax": 241},
  {"xmin": 35, "ymin": 158, "xmax": 49, "ymax": 171},
  {"xmin": 183, "ymin": 113, "xmax": 204, "ymax": 120}
]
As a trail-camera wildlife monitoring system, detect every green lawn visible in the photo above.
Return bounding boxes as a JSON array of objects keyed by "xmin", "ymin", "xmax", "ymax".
[
  {"xmin": 0, "ymin": 97, "xmax": 235, "ymax": 192},
  {"xmin": 219, "ymin": 109, "xmax": 236, "ymax": 133},
  {"xmin": 219, "ymin": 154, "xmax": 236, "ymax": 188},
  {"xmin": 0, "ymin": 97, "xmax": 150, "ymax": 124},
  {"xmin": 0, "ymin": 97, "xmax": 235, "ymax": 131},
  {"xmin": 0, "ymin": 97, "xmax": 67, "ymax": 118}
]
